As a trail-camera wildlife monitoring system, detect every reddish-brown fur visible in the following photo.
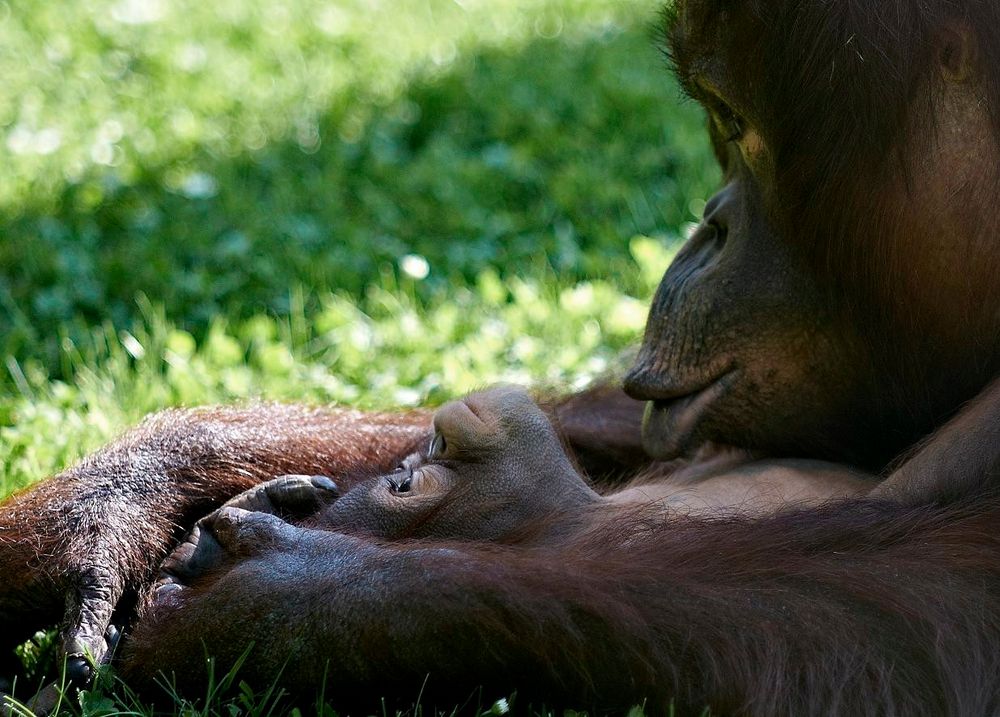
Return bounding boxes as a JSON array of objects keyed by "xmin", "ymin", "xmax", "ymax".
[
  {"xmin": 124, "ymin": 486, "xmax": 1000, "ymax": 715},
  {"xmin": 4, "ymin": 0, "xmax": 1000, "ymax": 714}
]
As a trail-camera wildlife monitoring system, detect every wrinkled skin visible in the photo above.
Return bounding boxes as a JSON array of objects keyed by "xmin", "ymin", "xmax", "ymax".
[
  {"xmin": 623, "ymin": 3, "xmax": 1000, "ymax": 474},
  {"xmin": 153, "ymin": 387, "xmax": 865, "ymax": 613},
  {"xmin": 315, "ymin": 387, "xmax": 601, "ymax": 542},
  {"xmin": 153, "ymin": 387, "xmax": 604, "ymax": 605},
  {"xmin": 149, "ymin": 388, "xmax": 599, "ymax": 614},
  {"xmin": 4, "ymin": 0, "xmax": 1000, "ymax": 714},
  {"xmin": 624, "ymin": 183, "xmax": 873, "ymax": 464}
]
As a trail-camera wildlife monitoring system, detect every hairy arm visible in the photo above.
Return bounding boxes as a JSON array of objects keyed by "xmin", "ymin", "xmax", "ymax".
[
  {"xmin": 873, "ymin": 377, "xmax": 1000, "ymax": 503},
  {"xmin": 123, "ymin": 497, "xmax": 1000, "ymax": 716},
  {"xmin": 0, "ymin": 403, "xmax": 431, "ymax": 679},
  {"xmin": 0, "ymin": 385, "xmax": 644, "ymax": 682},
  {"xmin": 548, "ymin": 384, "xmax": 648, "ymax": 479}
]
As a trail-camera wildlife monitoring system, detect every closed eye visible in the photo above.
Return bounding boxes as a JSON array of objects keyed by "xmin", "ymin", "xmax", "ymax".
[
  {"xmin": 717, "ymin": 106, "xmax": 746, "ymax": 143},
  {"xmin": 693, "ymin": 81, "xmax": 747, "ymax": 145},
  {"xmin": 386, "ymin": 464, "xmax": 414, "ymax": 494}
]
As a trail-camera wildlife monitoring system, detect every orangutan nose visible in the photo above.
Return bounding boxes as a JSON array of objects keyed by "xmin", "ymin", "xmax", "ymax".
[{"xmin": 623, "ymin": 360, "xmax": 685, "ymax": 402}]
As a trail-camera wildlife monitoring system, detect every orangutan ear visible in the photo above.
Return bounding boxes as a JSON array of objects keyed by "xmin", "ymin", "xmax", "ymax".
[{"xmin": 937, "ymin": 23, "xmax": 979, "ymax": 83}]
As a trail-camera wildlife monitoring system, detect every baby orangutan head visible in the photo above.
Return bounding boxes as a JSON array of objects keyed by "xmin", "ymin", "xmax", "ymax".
[{"xmin": 318, "ymin": 386, "xmax": 600, "ymax": 541}]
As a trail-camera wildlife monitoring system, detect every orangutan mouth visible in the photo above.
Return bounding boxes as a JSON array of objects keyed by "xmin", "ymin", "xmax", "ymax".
[{"xmin": 641, "ymin": 369, "xmax": 736, "ymax": 460}]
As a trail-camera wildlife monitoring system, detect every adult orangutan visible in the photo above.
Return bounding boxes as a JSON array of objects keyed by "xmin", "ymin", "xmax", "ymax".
[{"xmin": 3, "ymin": 0, "xmax": 1000, "ymax": 714}]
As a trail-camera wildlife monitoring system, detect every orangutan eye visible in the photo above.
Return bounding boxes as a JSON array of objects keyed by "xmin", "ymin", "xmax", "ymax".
[
  {"xmin": 428, "ymin": 432, "xmax": 447, "ymax": 460},
  {"xmin": 717, "ymin": 106, "xmax": 746, "ymax": 143},
  {"xmin": 386, "ymin": 465, "xmax": 413, "ymax": 494},
  {"xmin": 724, "ymin": 115, "xmax": 745, "ymax": 143},
  {"xmin": 386, "ymin": 474, "xmax": 412, "ymax": 494},
  {"xmin": 699, "ymin": 84, "xmax": 746, "ymax": 145}
]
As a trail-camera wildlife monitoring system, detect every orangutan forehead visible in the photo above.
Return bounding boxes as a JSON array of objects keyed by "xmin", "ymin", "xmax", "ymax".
[
  {"xmin": 665, "ymin": 0, "xmax": 734, "ymax": 49},
  {"xmin": 662, "ymin": 0, "xmax": 738, "ymax": 97}
]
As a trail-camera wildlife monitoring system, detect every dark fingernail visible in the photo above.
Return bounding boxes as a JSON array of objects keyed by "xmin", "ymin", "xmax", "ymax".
[
  {"xmin": 65, "ymin": 656, "xmax": 92, "ymax": 687},
  {"xmin": 105, "ymin": 625, "xmax": 121, "ymax": 653},
  {"xmin": 310, "ymin": 475, "xmax": 340, "ymax": 495},
  {"xmin": 155, "ymin": 582, "xmax": 183, "ymax": 597}
]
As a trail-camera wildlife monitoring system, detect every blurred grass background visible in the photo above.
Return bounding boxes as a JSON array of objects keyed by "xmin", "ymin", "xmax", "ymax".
[
  {"xmin": 0, "ymin": 0, "xmax": 717, "ymax": 709},
  {"xmin": 0, "ymin": 0, "xmax": 718, "ymax": 501}
]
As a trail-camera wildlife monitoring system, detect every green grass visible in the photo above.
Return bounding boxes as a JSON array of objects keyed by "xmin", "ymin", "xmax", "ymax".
[
  {"xmin": 1, "ymin": 237, "xmax": 676, "ymax": 498},
  {"xmin": 0, "ymin": 0, "xmax": 718, "ymax": 713},
  {"xmin": 0, "ymin": 0, "xmax": 716, "ymax": 372}
]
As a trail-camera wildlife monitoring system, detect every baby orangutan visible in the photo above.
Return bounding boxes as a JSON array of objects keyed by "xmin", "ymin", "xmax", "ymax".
[{"xmin": 154, "ymin": 385, "xmax": 869, "ymax": 604}]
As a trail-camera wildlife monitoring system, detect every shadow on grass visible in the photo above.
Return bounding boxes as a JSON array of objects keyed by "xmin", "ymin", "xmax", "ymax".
[{"xmin": 0, "ymin": 22, "xmax": 716, "ymax": 375}]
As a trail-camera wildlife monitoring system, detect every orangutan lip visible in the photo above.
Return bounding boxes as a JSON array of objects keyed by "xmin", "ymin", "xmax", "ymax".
[
  {"xmin": 642, "ymin": 369, "xmax": 737, "ymax": 460},
  {"xmin": 649, "ymin": 369, "xmax": 735, "ymax": 412}
]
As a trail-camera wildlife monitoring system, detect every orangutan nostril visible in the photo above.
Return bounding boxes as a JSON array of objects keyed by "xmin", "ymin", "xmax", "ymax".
[{"xmin": 708, "ymin": 221, "xmax": 727, "ymax": 247}]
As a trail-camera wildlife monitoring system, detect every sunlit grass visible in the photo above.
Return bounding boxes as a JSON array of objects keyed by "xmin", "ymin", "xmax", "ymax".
[
  {"xmin": 0, "ymin": 237, "xmax": 674, "ymax": 498},
  {"xmin": 0, "ymin": 0, "xmax": 716, "ymax": 370}
]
